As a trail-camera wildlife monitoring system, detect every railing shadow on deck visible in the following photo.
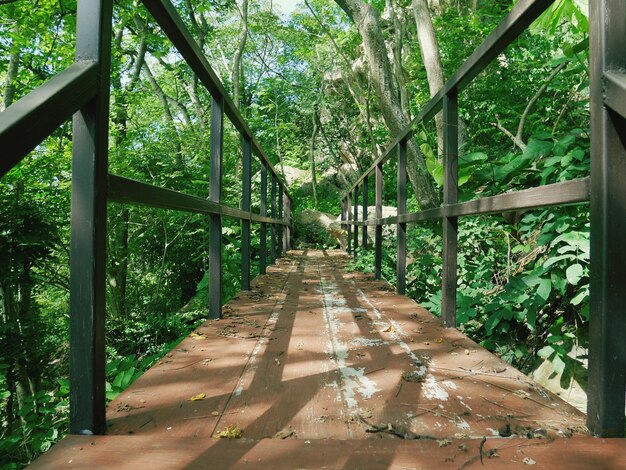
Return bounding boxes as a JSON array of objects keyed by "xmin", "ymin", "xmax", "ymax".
[
  {"xmin": 0, "ymin": 0, "xmax": 293, "ymax": 436},
  {"xmin": 339, "ymin": 0, "xmax": 626, "ymax": 438}
]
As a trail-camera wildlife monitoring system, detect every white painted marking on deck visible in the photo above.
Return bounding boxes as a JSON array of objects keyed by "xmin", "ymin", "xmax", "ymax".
[{"xmin": 318, "ymin": 280, "xmax": 381, "ymax": 408}]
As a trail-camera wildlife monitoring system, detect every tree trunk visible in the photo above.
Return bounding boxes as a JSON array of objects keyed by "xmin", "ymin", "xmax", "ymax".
[
  {"xmin": 232, "ymin": 0, "xmax": 248, "ymax": 109},
  {"xmin": 108, "ymin": 208, "xmax": 129, "ymax": 317},
  {"xmin": 335, "ymin": 0, "xmax": 439, "ymax": 209},
  {"xmin": 3, "ymin": 24, "xmax": 20, "ymax": 110},
  {"xmin": 387, "ymin": 0, "xmax": 410, "ymax": 119},
  {"xmin": 411, "ymin": 0, "xmax": 445, "ymax": 155},
  {"xmin": 310, "ymin": 109, "xmax": 319, "ymax": 208},
  {"xmin": 142, "ymin": 61, "xmax": 184, "ymax": 169}
]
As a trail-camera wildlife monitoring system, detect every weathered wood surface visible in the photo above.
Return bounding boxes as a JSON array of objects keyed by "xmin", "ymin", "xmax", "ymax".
[{"xmin": 31, "ymin": 250, "xmax": 626, "ymax": 468}]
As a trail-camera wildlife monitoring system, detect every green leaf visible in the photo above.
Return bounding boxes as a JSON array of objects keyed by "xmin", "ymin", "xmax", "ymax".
[
  {"xmin": 571, "ymin": 287, "xmax": 588, "ymax": 306},
  {"xmin": 537, "ymin": 278, "xmax": 552, "ymax": 301},
  {"xmin": 552, "ymin": 354, "xmax": 566, "ymax": 375},
  {"xmin": 524, "ymin": 138, "xmax": 553, "ymax": 159},
  {"xmin": 484, "ymin": 312, "xmax": 502, "ymax": 334},
  {"xmin": 538, "ymin": 345, "xmax": 555, "ymax": 359},
  {"xmin": 566, "ymin": 264, "xmax": 584, "ymax": 285},
  {"xmin": 543, "ymin": 254, "xmax": 575, "ymax": 269}
]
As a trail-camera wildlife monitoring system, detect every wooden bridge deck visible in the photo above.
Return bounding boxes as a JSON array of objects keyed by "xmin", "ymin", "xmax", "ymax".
[{"xmin": 31, "ymin": 250, "xmax": 625, "ymax": 469}]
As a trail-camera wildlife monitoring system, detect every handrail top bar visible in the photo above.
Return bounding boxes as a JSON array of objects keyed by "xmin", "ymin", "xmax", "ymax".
[
  {"xmin": 141, "ymin": 0, "xmax": 290, "ymax": 198},
  {"xmin": 0, "ymin": 60, "xmax": 99, "ymax": 178},
  {"xmin": 341, "ymin": 0, "xmax": 556, "ymax": 199}
]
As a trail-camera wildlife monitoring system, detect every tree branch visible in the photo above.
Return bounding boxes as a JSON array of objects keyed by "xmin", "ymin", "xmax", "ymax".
[{"xmin": 515, "ymin": 61, "xmax": 569, "ymax": 142}]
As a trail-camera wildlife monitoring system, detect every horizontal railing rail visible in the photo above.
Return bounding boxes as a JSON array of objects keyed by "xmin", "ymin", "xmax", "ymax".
[
  {"xmin": 339, "ymin": 0, "xmax": 626, "ymax": 438},
  {"xmin": 0, "ymin": 0, "xmax": 292, "ymax": 436},
  {"xmin": 108, "ymin": 174, "xmax": 289, "ymax": 226}
]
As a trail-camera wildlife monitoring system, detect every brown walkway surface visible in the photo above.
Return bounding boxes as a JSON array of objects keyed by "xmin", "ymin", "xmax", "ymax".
[{"xmin": 31, "ymin": 250, "xmax": 626, "ymax": 469}]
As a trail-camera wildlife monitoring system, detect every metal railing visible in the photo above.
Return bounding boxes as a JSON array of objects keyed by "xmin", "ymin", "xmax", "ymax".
[
  {"xmin": 0, "ymin": 0, "xmax": 291, "ymax": 435},
  {"xmin": 340, "ymin": 0, "xmax": 625, "ymax": 438}
]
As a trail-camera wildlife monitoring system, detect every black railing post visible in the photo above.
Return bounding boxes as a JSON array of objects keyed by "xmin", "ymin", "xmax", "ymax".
[
  {"xmin": 362, "ymin": 175, "xmax": 369, "ymax": 249},
  {"xmin": 241, "ymin": 136, "xmax": 252, "ymax": 290},
  {"xmin": 588, "ymin": 0, "xmax": 626, "ymax": 438},
  {"xmin": 270, "ymin": 173, "xmax": 277, "ymax": 265},
  {"xmin": 353, "ymin": 185, "xmax": 359, "ymax": 256},
  {"xmin": 282, "ymin": 191, "xmax": 289, "ymax": 253},
  {"xmin": 397, "ymin": 141, "xmax": 407, "ymax": 295},
  {"xmin": 260, "ymin": 162, "xmax": 267, "ymax": 274},
  {"xmin": 286, "ymin": 195, "xmax": 292, "ymax": 251},
  {"xmin": 375, "ymin": 162, "xmax": 383, "ymax": 279},
  {"xmin": 347, "ymin": 192, "xmax": 352, "ymax": 254},
  {"xmin": 442, "ymin": 89, "xmax": 459, "ymax": 328},
  {"xmin": 278, "ymin": 185, "xmax": 283, "ymax": 259},
  {"xmin": 341, "ymin": 197, "xmax": 347, "ymax": 251},
  {"xmin": 69, "ymin": 0, "xmax": 113, "ymax": 435},
  {"xmin": 208, "ymin": 95, "xmax": 224, "ymax": 320}
]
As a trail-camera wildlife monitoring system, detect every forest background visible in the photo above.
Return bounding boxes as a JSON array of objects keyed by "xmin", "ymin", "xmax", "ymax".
[{"xmin": 0, "ymin": 0, "xmax": 591, "ymax": 466}]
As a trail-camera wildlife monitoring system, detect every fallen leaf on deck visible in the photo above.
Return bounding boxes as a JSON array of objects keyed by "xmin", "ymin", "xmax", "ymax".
[
  {"xmin": 435, "ymin": 337, "xmax": 444, "ymax": 344},
  {"xmin": 211, "ymin": 411, "xmax": 220, "ymax": 416},
  {"xmin": 369, "ymin": 329, "xmax": 377, "ymax": 334},
  {"xmin": 383, "ymin": 325, "xmax": 394, "ymax": 333},
  {"xmin": 218, "ymin": 425, "xmax": 243, "ymax": 439},
  {"xmin": 437, "ymin": 439, "xmax": 452, "ymax": 447},
  {"xmin": 522, "ymin": 457, "xmax": 536, "ymax": 465},
  {"xmin": 274, "ymin": 358, "xmax": 281, "ymax": 365},
  {"xmin": 273, "ymin": 428, "xmax": 297, "ymax": 439},
  {"xmin": 190, "ymin": 393, "xmax": 206, "ymax": 401},
  {"xmin": 402, "ymin": 371, "xmax": 425, "ymax": 383},
  {"xmin": 190, "ymin": 333, "xmax": 208, "ymax": 340}
]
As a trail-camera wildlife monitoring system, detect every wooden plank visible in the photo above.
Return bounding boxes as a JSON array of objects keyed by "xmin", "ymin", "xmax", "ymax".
[
  {"xmin": 588, "ymin": 0, "xmax": 626, "ymax": 438},
  {"xmin": 270, "ymin": 174, "xmax": 277, "ymax": 265},
  {"xmin": 375, "ymin": 162, "xmax": 383, "ymax": 280},
  {"xmin": 347, "ymin": 192, "xmax": 353, "ymax": 254},
  {"xmin": 0, "ymin": 61, "xmax": 98, "ymax": 177},
  {"xmin": 30, "ymin": 434, "xmax": 626, "ymax": 470},
  {"xmin": 396, "ymin": 141, "xmax": 407, "ymax": 295},
  {"xmin": 368, "ymin": 178, "xmax": 590, "ymax": 227},
  {"xmin": 209, "ymin": 96, "xmax": 223, "ymax": 320},
  {"xmin": 108, "ymin": 175, "xmax": 288, "ymax": 225},
  {"xmin": 214, "ymin": 252, "xmax": 352, "ymax": 439},
  {"xmin": 278, "ymin": 190, "xmax": 284, "ymax": 257},
  {"xmin": 68, "ymin": 0, "xmax": 113, "ymax": 435},
  {"xmin": 442, "ymin": 91, "xmax": 459, "ymax": 328},
  {"xmin": 353, "ymin": 187, "xmax": 359, "ymax": 255},
  {"xmin": 241, "ymin": 137, "xmax": 252, "ymax": 290},
  {"xmin": 259, "ymin": 163, "xmax": 267, "ymax": 274},
  {"xmin": 604, "ymin": 71, "xmax": 626, "ymax": 120},
  {"xmin": 362, "ymin": 176, "xmax": 368, "ymax": 249},
  {"xmin": 34, "ymin": 250, "xmax": 624, "ymax": 469}
]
